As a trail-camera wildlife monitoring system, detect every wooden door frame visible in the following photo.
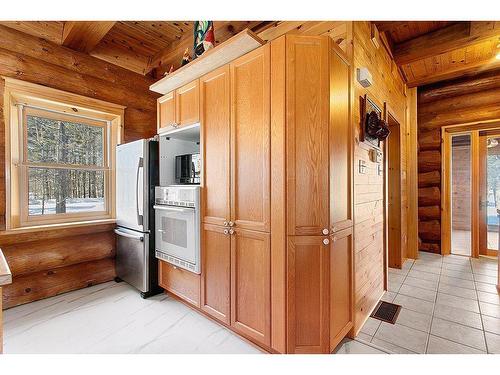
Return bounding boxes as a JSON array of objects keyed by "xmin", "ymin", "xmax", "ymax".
[
  {"xmin": 441, "ymin": 121, "xmax": 500, "ymax": 257},
  {"xmin": 478, "ymin": 130, "xmax": 500, "ymax": 257}
]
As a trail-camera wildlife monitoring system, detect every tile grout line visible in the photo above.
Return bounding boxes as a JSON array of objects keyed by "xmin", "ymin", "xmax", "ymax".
[
  {"xmin": 423, "ymin": 256, "xmax": 442, "ymax": 354},
  {"xmin": 472, "ymin": 258, "xmax": 490, "ymax": 354}
]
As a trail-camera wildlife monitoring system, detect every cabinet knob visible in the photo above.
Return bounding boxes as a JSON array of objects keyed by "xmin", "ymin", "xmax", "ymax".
[
  {"xmin": 223, "ymin": 229, "xmax": 229, "ymax": 235},
  {"xmin": 323, "ymin": 238, "xmax": 330, "ymax": 245},
  {"xmin": 229, "ymin": 229, "xmax": 235, "ymax": 235},
  {"xmin": 228, "ymin": 221, "xmax": 235, "ymax": 227},
  {"xmin": 322, "ymin": 228, "xmax": 329, "ymax": 235},
  {"xmin": 223, "ymin": 221, "xmax": 229, "ymax": 227}
]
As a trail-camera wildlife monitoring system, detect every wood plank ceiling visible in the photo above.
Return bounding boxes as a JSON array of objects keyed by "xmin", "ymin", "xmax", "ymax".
[
  {"xmin": 374, "ymin": 21, "xmax": 500, "ymax": 87},
  {"xmin": 0, "ymin": 21, "xmax": 498, "ymax": 88},
  {"xmin": 0, "ymin": 21, "xmax": 273, "ymax": 77}
]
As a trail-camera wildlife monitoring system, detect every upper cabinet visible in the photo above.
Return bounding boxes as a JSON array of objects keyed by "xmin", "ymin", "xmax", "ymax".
[
  {"xmin": 158, "ymin": 91, "xmax": 175, "ymax": 131},
  {"xmin": 286, "ymin": 36, "xmax": 330, "ymax": 236},
  {"xmin": 230, "ymin": 44, "xmax": 271, "ymax": 233},
  {"xmin": 200, "ymin": 66, "xmax": 231, "ymax": 226},
  {"xmin": 157, "ymin": 79, "xmax": 200, "ymax": 134},
  {"xmin": 329, "ymin": 48, "xmax": 353, "ymax": 233}
]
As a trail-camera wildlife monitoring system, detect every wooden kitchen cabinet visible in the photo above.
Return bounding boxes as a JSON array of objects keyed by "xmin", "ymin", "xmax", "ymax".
[
  {"xmin": 176, "ymin": 79, "xmax": 200, "ymax": 127},
  {"xmin": 200, "ymin": 66, "xmax": 231, "ymax": 226},
  {"xmin": 157, "ymin": 79, "xmax": 199, "ymax": 133},
  {"xmin": 231, "ymin": 228, "xmax": 271, "ymax": 347},
  {"xmin": 286, "ymin": 35, "xmax": 330, "ymax": 236},
  {"xmin": 329, "ymin": 227, "xmax": 353, "ymax": 351},
  {"xmin": 200, "ymin": 223, "xmax": 231, "ymax": 324},
  {"xmin": 329, "ymin": 47, "xmax": 353, "ymax": 233},
  {"xmin": 159, "ymin": 260, "xmax": 200, "ymax": 307},
  {"xmin": 158, "ymin": 91, "xmax": 175, "ymax": 132},
  {"xmin": 287, "ymin": 235, "xmax": 330, "ymax": 353},
  {"xmin": 230, "ymin": 44, "xmax": 271, "ymax": 233}
]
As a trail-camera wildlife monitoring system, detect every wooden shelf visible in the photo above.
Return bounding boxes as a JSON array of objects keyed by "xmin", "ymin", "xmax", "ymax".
[{"xmin": 149, "ymin": 29, "xmax": 265, "ymax": 94}]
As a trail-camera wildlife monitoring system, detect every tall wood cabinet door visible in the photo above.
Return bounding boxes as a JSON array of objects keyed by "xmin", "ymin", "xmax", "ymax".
[
  {"xmin": 200, "ymin": 66, "xmax": 231, "ymax": 226},
  {"xmin": 329, "ymin": 227, "xmax": 353, "ymax": 351},
  {"xmin": 286, "ymin": 35, "xmax": 330, "ymax": 236},
  {"xmin": 231, "ymin": 228, "xmax": 271, "ymax": 347},
  {"xmin": 201, "ymin": 223, "xmax": 231, "ymax": 324},
  {"xmin": 287, "ymin": 236, "xmax": 330, "ymax": 353},
  {"xmin": 176, "ymin": 79, "xmax": 200, "ymax": 127},
  {"xmin": 158, "ymin": 91, "xmax": 175, "ymax": 131},
  {"xmin": 230, "ymin": 44, "xmax": 271, "ymax": 232},
  {"xmin": 329, "ymin": 48, "xmax": 353, "ymax": 233}
]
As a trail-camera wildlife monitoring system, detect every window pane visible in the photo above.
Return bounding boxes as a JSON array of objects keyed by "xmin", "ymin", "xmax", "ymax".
[
  {"xmin": 28, "ymin": 167, "xmax": 105, "ymax": 216},
  {"xmin": 27, "ymin": 114, "xmax": 105, "ymax": 167}
]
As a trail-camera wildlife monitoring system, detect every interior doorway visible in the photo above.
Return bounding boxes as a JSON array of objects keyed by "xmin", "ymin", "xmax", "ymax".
[
  {"xmin": 386, "ymin": 114, "xmax": 406, "ymax": 268},
  {"xmin": 443, "ymin": 125, "xmax": 500, "ymax": 257}
]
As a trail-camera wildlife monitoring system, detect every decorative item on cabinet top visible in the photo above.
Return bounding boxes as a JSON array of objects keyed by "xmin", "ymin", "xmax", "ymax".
[{"xmin": 150, "ymin": 29, "xmax": 265, "ymax": 95}]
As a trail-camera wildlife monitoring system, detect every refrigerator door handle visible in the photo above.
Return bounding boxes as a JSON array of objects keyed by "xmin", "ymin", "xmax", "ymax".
[
  {"xmin": 114, "ymin": 228, "xmax": 144, "ymax": 242},
  {"xmin": 136, "ymin": 157, "xmax": 144, "ymax": 226}
]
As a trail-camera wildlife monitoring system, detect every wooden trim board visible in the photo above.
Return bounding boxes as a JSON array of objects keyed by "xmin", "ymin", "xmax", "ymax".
[{"xmin": 150, "ymin": 29, "xmax": 265, "ymax": 94}]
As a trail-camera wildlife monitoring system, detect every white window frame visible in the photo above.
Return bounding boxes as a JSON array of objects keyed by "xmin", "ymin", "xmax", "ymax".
[{"xmin": 3, "ymin": 77, "xmax": 125, "ymax": 230}]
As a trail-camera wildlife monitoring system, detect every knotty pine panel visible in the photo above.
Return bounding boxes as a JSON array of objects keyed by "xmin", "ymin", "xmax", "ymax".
[{"xmin": 352, "ymin": 21, "xmax": 407, "ymax": 335}]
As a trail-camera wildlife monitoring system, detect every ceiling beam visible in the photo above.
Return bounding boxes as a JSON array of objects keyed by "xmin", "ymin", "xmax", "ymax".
[
  {"xmin": 62, "ymin": 21, "xmax": 116, "ymax": 53},
  {"xmin": 406, "ymin": 56, "xmax": 500, "ymax": 87},
  {"xmin": 393, "ymin": 21, "xmax": 500, "ymax": 66}
]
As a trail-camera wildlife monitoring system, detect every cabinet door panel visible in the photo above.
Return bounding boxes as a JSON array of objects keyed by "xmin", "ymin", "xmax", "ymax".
[
  {"xmin": 286, "ymin": 36, "xmax": 330, "ymax": 236},
  {"xmin": 329, "ymin": 227, "xmax": 353, "ymax": 351},
  {"xmin": 230, "ymin": 44, "xmax": 271, "ymax": 232},
  {"xmin": 159, "ymin": 260, "xmax": 200, "ymax": 307},
  {"xmin": 201, "ymin": 223, "xmax": 231, "ymax": 324},
  {"xmin": 287, "ymin": 235, "xmax": 329, "ymax": 353},
  {"xmin": 231, "ymin": 228, "xmax": 271, "ymax": 347},
  {"xmin": 200, "ymin": 66, "xmax": 231, "ymax": 226},
  {"xmin": 330, "ymin": 49, "xmax": 353, "ymax": 232},
  {"xmin": 176, "ymin": 79, "xmax": 199, "ymax": 127},
  {"xmin": 158, "ymin": 91, "xmax": 175, "ymax": 132}
]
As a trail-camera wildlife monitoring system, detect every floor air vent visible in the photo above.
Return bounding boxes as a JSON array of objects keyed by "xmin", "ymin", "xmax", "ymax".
[{"xmin": 370, "ymin": 301, "xmax": 402, "ymax": 324}]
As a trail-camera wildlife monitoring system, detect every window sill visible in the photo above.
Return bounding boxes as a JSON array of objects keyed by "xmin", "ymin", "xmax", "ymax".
[{"xmin": 1, "ymin": 219, "xmax": 116, "ymax": 236}]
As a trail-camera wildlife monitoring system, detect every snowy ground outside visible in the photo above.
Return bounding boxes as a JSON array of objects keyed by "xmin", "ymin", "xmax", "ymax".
[{"xmin": 28, "ymin": 198, "xmax": 104, "ymax": 215}]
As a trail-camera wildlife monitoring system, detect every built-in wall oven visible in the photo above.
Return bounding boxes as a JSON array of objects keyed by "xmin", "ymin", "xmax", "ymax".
[{"xmin": 154, "ymin": 185, "xmax": 201, "ymax": 274}]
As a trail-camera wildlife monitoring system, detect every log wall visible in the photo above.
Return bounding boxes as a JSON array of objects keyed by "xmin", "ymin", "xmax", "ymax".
[
  {"xmin": 417, "ymin": 69, "xmax": 500, "ymax": 253},
  {"xmin": 0, "ymin": 26, "xmax": 158, "ymax": 309}
]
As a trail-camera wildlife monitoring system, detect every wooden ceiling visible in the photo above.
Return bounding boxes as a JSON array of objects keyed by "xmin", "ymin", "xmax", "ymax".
[
  {"xmin": 0, "ymin": 21, "xmax": 498, "ymax": 88},
  {"xmin": 0, "ymin": 21, "xmax": 273, "ymax": 77},
  {"xmin": 374, "ymin": 21, "xmax": 500, "ymax": 87}
]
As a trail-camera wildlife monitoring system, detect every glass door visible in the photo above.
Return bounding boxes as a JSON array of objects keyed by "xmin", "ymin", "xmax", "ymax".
[{"xmin": 479, "ymin": 132, "xmax": 500, "ymax": 257}]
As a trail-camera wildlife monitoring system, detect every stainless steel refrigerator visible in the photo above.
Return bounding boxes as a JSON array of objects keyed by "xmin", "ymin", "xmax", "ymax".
[{"xmin": 115, "ymin": 138, "xmax": 160, "ymax": 298}]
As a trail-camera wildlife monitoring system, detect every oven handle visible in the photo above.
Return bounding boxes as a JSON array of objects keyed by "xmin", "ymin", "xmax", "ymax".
[
  {"xmin": 114, "ymin": 228, "xmax": 144, "ymax": 242},
  {"xmin": 153, "ymin": 205, "xmax": 194, "ymax": 213}
]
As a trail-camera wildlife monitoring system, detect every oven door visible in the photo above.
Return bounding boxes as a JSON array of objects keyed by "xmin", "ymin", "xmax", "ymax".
[{"xmin": 154, "ymin": 205, "xmax": 198, "ymax": 270}]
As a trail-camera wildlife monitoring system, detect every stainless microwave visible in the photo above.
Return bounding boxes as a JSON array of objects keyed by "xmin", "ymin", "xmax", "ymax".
[{"xmin": 175, "ymin": 153, "xmax": 201, "ymax": 184}]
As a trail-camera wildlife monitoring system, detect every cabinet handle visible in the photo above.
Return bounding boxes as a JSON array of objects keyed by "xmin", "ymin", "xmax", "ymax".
[
  {"xmin": 229, "ymin": 229, "xmax": 235, "ymax": 235},
  {"xmin": 323, "ymin": 238, "xmax": 330, "ymax": 245},
  {"xmin": 322, "ymin": 228, "xmax": 329, "ymax": 235},
  {"xmin": 228, "ymin": 221, "xmax": 235, "ymax": 227},
  {"xmin": 223, "ymin": 221, "xmax": 229, "ymax": 227},
  {"xmin": 223, "ymin": 229, "xmax": 229, "ymax": 235}
]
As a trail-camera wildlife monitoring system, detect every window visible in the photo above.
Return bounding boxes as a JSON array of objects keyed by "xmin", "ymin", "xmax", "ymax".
[
  {"xmin": 24, "ymin": 108, "xmax": 108, "ymax": 222},
  {"xmin": 4, "ymin": 78, "xmax": 124, "ymax": 229}
]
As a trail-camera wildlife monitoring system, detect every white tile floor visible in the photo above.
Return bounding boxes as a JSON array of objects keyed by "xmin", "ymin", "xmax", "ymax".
[
  {"xmin": 3, "ymin": 282, "xmax": 263, "ymax": 354},
  {"xmin": 4, "ymin": 253, "xmax": 499, "ymax": 354},
  {"xmin": 349, "ymin": 252, "xmax": 500, "ymax": 354}
]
